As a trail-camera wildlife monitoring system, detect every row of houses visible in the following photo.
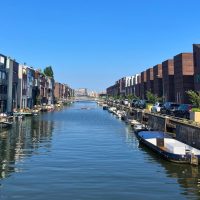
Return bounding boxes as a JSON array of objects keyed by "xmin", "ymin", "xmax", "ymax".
[
  {"xmin": 54, "ymin": 82, "xmax": 74, "ymax": 102},
  {"xmin": 107, "ymin": 44, "xmax": 200, "ymax": 104},
  {"xmin": 0, "ymin": 53, "xmax": 74, "ymax": 113}
]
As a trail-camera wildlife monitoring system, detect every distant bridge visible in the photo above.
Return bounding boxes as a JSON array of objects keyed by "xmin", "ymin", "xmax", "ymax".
[{"xmin": 74, "ymin": 96, "xmax": 98, "ymax": 102}]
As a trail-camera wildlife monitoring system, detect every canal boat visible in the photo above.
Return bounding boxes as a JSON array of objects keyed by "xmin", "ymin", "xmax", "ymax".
[
  {"xmin": 116, "ymin": 110, "xmax": 125, "ymax": 119},
  {"xmin": 132, "ymin": 123, "xmax": 147, "ymax": 132},
  {"xmin": 108, "ymin": 107, "xmax": 117, "ymax": 113},
  {"xmin": 137, "ymin": 131, "xmax": 200, "ymax": 165},
  {"xmin": 121, "ymin": 113, "xmax": 128, "ymax": 121},
  {"xmin": 102, "ymin": 104, "xmax": 108, "ymax": 110},
  {"xmin": 128, "ymin": 119, "xmax": 141, "ymax": 126}
]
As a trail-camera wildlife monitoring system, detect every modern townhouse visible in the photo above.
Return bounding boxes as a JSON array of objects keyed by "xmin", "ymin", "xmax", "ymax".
[
  {"xmin": 153, "ymin": 64, "xmax": 163, "ymax": 98},
  {"xmin": 106, "ymin": 82, "xmax": 119, "ymax": 97},
  {"xmin": 162, "ymin": 59, "xmax": 175, "ymax": 102},
  {"xmin": 18, "ymin": 64, "xmax": 27, "ymax": 109},
  {"xmin": 0, "ymin": 54, "xmax": 8, "ymax": 113},
  {"xmin": 0, "ymin": 52, "xmax": 74, "ymax": 113},
  {"xmin": 26, "ymin": 67, "xmax": 35, "ymax": 108},
  {"xmin": 146, "ymin": 68, "xmax": 154, "ymax": 93},
  {"xmin": 54, "ymin": 82, "xmax": 74, "ymax": 102},
  {"xmin": 106, "ymin": 44, "xmax": 200, "ymax": 105},
  {"xmin": 6, "ymin": 57, "xmax": 19, "ymax": 113},
  {"xmin": 140, "ymin": 71, "xmax": 147, "ymax": 99},
  {"xmin": 135, "ymin": 74, "xmax": 141, "ymax": 97},
  {"xmin": 174, "ymin": 53, "xmax": 194, "ymax": 104},
  {"xmin": 125, "ymin": 76, "xmax": 132, "ymax": 96},
  {"xmin": 47, "ymin": 76, "xmax": 54, "ymax": 105},
  {"xmin": 193, "ymin": 44, "xmax": 200, "ymax": 92}
]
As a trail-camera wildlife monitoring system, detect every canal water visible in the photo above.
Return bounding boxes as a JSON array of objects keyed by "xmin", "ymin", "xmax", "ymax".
[{"xmin": 0, "ymin": 102, "xmax": 200, "ymax": 200}]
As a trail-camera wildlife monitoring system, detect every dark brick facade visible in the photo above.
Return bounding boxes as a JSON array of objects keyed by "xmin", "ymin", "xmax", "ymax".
[
  {"xmin": 146, "ymin": 68, "xmax": 154, "ymax": 93},
  {"xmin": 193, "ymin": 44, "xmax": 200, "ymax": 92},
  {"xmin": 153, "ymin": 64, "xmax": 163, "ymax": 97},
  {"xmin": 106, "ymin": 82, "xmax": 120, "ymax": 97},
  {"xmin": 174, "ymin": 53, "xmax": 194, "ymax": 103},
  {"xmin": 162, "ymin": 59, "xmax": 175, "ymax": 102},
  {"xmin": 140, "ymin": 71, "xmax": 147, "ymax": 99},
  {"xmin": 135, "ymin": 75, "xmax": 141, "ymax": 97}
]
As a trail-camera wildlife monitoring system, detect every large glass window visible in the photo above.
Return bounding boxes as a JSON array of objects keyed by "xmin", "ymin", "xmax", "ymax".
[
  {"xmin": 0, "ymin": 71, "xmax": 6, "ymax": 80},
  {"xmin": 0, "ymin": 85, "xmax": 7, "ymax": 94}
]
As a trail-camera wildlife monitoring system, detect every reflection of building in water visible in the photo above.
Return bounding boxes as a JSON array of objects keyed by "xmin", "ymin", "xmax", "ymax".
[
  {"xmin": 141, "ymin": 145, "xmax": 200, "ymax": 199},
  {"xmin": 0, "ymin": 118, "xmax": 54, "ymax": 179},
  {"xmin": 160, "ymin": 162, "xmax": 200, "ymax": 199}
]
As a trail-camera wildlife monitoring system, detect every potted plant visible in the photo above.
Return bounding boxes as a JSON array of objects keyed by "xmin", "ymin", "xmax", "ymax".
[{"xmin": 186, "ymin": 90, "xmax": 200, "ymax": 123}]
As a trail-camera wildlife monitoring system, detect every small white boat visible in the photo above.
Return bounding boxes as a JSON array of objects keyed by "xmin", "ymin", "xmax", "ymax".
[
  {"xmin": 108, "ymin": 107, "xmax": 117, "ymax": 113},
  {"xmin": 129, "ymin": 119, "xmax": 141, "ymax": 126},
  {"xmin": 102, "ymin": 104, "xmax": 108, "ymax": 110},
  {"xmin": 137, "ymin": 131, "xmax": 200, "ymax": 165},
  {"xmin": 116, "ymin": 110, "xmax": 125, "ymax": 119}
]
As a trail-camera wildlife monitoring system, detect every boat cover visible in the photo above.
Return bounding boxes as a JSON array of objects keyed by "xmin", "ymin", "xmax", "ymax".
[{"xmin": 138, "ymin": 131, "xmax": 171, "ymax": 139}]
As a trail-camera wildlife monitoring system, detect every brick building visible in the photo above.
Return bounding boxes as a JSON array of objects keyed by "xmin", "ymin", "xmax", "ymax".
[
  {"xmin": 153, "ymin": 64, "xmax": 163, "ymax": 97},
  {"xmin": 107, "ymin": 84, "xmax": 118, "ymax": 97},
  {"xmin": 146, "ymin": 68, "xmax": 154, "ymax": 93},
  {"xmin": 140, "ymin": 71, "xmax": 147, "ymax": 99},
  {"xmin": 193, "ymin": 44, "xmax": 200, "ymax": 92},
  {"xmin": 162, "ymin": 59, "xmax": 175, "ymax": 102},
  {"xmin": 174, "ymin": 53, "xmax": 194, "ymax": 103},
  {"xmin": 6, "ymin": 58, "xmax": 19, "ymax": 112},
  {"xmin": 135, "ymin": 75, "xmax": 141, "ymax": 97}
]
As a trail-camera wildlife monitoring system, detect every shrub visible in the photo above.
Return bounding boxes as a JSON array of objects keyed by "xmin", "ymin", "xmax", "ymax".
[
  {"xmin": 146, "ymin": 91, "xmax": 161, "ymax": 104},
  {"xmin": 186, "ymin": 90, "xmax": 200, "ymax": 109},
  {"xmin": 192, "ymin": 108, "xmax": 200, "ymax": 112}
]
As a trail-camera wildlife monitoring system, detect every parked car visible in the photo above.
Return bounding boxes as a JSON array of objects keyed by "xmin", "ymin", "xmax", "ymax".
[
  {"xmin": 113, "ymin": 99, "xmax": 120, "ymax": 104},
  {"xmin": 131, "ymin": 99, "xmax": 138, "ymax": 107},
  {"xmin": 122, "ymin": 99, "xmax": 129, "ymax": 106},
  {"xmin": 151, "ymin": 102, "xmax": 163, "ymax": 113},
  {"xmin": 138, "ymin": 100, "xmax": 148, "ymax": 109},
  {"xmin": 132, "ymin": 100, "xmax": 140, "ymax": 108},
  {"xmin": 160, "ymin": 102, "xmax": 180, "ymax": 115},
  {"xmin": 173, "ymin": 104, "xmax": 193, "ymax": 119},
  {"xmin": 116, "ymin": 99, "xmax": 120, "ymax": 104}
]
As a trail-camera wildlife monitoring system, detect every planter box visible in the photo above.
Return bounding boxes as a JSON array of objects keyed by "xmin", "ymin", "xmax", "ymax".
[{"xmin": 190, "ymin": 111, "xmax": 200, "ymax": 123}]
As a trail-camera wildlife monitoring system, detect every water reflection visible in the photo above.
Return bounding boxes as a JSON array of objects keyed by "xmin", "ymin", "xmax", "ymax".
[
  {"xmin": 137, "ymin": 136, "xmax": 200, "ymax": 198},
  {"xmin": 0, "ymin": 117, "xmax": 54, "ymax": 179},
  {"xmin": 0, "ymin": 103, "xmax": 200, "ymax": 200},
  {"xmin": 161, "ymin": 161, "xmax": 200, "ymax": 198}
]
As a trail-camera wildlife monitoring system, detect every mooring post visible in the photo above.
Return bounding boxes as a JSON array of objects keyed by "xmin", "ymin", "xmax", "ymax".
[{"xmin": 164, "ymin": 116, "xmax": 169, "ymax": 132}]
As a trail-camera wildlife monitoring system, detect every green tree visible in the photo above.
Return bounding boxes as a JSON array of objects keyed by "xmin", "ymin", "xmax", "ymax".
[
  {"xmin": 126, "ymin": 94, "xmax": 139, "ymax": 101},
  {"xmin": 146, "ymin": 91, "xmax": 161, "ymax": 104},
  {"xmin": 44, "ymin": 66, "xmax": 54, "ymax": 78},
  {"xmin": 186, "ymin": 90, "xmax": 200, "ymax": 108}
]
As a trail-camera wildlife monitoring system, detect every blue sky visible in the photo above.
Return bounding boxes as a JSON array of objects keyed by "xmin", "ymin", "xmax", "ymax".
[{"xmin": 0, "ymin": 0, "xmax": 200, "ymax": 91}]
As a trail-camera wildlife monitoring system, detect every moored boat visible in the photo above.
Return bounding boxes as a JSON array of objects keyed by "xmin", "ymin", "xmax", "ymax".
[
  {"xmin": 137, "ymin": 131, "xmax": 200, "ymax": 165},
  {"xmin": 108, "ymin": 107, "xmax": 117, "ymax": 113},
  {"xmin": 102, "ymin": 104, "xmax": 108, "ymax": 110},
  {"xmin": 129, "ymin": 119, "xmax": 141, "ymax": 126},
  {"xmin": 116, "ymin": 110, "xmax": 125, "ymax": 119}
]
